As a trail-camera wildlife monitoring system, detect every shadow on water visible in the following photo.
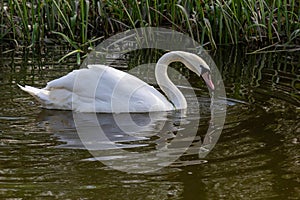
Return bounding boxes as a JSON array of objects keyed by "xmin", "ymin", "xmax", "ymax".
[{"xmin": 0, "ymin": 46, "xmax": 299, "ymax": 199}]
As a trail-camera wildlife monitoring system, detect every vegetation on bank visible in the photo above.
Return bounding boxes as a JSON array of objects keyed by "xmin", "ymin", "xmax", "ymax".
[{"xmin": 0, "ymin": 0, "xmax": 299, "ymax": 51}]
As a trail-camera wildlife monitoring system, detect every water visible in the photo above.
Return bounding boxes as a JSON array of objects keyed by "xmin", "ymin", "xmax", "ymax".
[{"xmin": 0, "ymin": 46, "xmax": 299, "ymax": 199}]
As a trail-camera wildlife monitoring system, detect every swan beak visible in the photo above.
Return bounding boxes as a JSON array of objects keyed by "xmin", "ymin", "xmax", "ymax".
[{"xmin": 202, "ymin": 72, "xmax": 215, "ymax": 90}]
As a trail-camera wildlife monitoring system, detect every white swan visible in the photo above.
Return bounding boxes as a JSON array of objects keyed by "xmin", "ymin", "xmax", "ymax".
[{"xmin": 18, "ymin": 51, "xmax": 214, "ymax": 113}]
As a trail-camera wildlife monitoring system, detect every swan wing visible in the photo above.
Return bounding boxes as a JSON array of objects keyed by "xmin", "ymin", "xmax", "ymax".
[
  {"xmin": 73, "ymin": 65, "xmax": 174, "ymax": 112},
  {"xmin": 45, "ymin": 65, "xmax": 108, "ymax": 91},
  {"xmin": 20, "ymin": 65, "xmax": 174, "ymax": 112}
]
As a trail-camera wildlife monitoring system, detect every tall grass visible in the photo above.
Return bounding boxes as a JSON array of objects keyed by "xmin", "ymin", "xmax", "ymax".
[{"xmin": 0, "ymin": 0, "xmax": 299, "ymax": 50}]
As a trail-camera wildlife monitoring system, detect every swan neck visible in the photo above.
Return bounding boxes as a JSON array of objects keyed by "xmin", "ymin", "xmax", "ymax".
[{"xmin": 155, "ymin": 53, "xmax": 187, "ymax": 109}]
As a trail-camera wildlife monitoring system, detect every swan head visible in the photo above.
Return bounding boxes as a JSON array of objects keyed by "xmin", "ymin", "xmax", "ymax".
[
  {"xmin": 199, "ymin": 65, "xmax": 215, "ymax": 91},
  {"xmin": 172, "ymin": 51, "xmax": 215, "ymax": 91},
  {"xmin": 156, "ymin": 51, "xmax": 215, "ymax": 92}
]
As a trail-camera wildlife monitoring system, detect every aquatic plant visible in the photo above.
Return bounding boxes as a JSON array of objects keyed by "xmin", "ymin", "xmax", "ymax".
[{"xmin": 0, "ymin": 0, "xmax": 299, "ymax": 51}]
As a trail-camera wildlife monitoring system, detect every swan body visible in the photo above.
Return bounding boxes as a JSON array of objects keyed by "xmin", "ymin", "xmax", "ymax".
[{"xmin": 19, "ymin": 51, "xmax": 214, "ymax": 113}]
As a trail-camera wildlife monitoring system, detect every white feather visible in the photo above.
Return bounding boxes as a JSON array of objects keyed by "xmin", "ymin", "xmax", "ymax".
[{"xmin": 18, "ymin": 51, "xmax": 213, "ymax": 113}]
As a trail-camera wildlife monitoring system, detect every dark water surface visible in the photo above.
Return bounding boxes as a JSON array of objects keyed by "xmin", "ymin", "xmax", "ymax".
[{"xmin": 0, "ymin": 47, "xmax": 299, "ymax": 199}]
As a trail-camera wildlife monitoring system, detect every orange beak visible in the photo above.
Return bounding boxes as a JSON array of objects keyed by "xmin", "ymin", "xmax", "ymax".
[{"xmin": 202, "ymin": 72, "xmax": 215, "ymax": 90}]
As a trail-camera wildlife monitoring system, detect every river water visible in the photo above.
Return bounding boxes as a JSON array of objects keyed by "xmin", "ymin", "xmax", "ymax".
[{"xmin": 0, "ymin": 46, "xmax": 299, "ymax": 199}]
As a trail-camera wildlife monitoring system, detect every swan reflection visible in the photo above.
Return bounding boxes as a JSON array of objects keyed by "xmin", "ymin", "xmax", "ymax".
[{"xmin": 37, "ymin": 109, "xmax": 199, "ymax": 173}]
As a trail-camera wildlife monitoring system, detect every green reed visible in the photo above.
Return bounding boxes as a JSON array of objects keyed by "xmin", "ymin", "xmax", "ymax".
[{"xmin": 0, "ymin": 0, "xmax": 299, "ymax": 51}]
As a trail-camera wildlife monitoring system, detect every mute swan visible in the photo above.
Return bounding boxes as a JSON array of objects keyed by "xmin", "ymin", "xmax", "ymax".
[{"xmin": 18, "ymin": 51, "xmax": 214, "ymax": 113}]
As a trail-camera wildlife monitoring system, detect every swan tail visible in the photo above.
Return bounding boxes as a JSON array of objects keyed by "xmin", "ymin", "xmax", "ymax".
[{"xmin": 18, "ymin": 84, "xmax": 50, "ymax": 104}]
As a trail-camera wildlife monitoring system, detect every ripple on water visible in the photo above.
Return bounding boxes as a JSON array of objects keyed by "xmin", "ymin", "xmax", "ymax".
[{"xmin": 0, "ymin": 48, "xmax": 299, "ymax": 199}]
